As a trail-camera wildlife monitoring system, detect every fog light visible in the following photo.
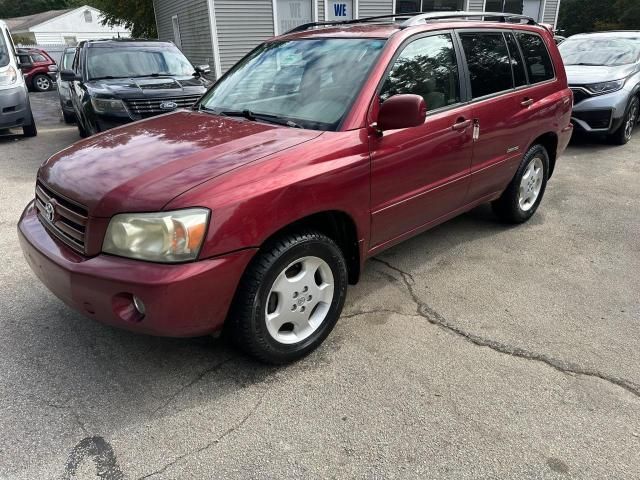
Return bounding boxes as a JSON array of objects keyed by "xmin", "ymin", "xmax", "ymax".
[{"xmin": 132, "ymin": 295, "xmax": 146, "ymax": 316}]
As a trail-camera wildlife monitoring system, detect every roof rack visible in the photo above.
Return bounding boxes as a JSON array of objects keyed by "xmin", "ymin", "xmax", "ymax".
[
  {"xmin": 284, "ymin": 10, "xmax": 537, "ymax": 34},
  {"xmin": 401, "ymin": 11, "xmax": 537, "ymax": 26}
]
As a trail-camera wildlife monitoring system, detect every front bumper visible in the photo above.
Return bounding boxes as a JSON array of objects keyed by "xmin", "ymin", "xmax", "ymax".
[
  {"xmin": 571, "ymin": 87, "xmax": 630, "ymax": 133},
  {"xmin": 0, "ymin": 84, "xmax": 31, "ymax": 129},
  {"xmin": 18, "ymin": 202, "xmax": 256, "ymax": 337}
]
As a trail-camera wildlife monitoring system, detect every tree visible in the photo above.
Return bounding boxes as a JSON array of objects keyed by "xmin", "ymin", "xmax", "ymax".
[
  {"xmin": 90, "ymin": 0, "xmax": 157, "ymax": 38},
  {"xmin": 557, "ymin": 0, "xmax": 640, "ymax": 36}
]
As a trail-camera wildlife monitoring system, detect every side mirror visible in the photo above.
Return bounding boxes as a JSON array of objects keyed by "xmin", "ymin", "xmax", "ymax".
[
  {"xmin": 195, "ymin": 64, "xmax": 211, "ymax": 75},
  {"xmin": 377, "ymin": 94, "xmax": 427, "ymax": 132},
  {"xmin": 60, "ymin": 69, "xmax": 78, "ymax": 82}
]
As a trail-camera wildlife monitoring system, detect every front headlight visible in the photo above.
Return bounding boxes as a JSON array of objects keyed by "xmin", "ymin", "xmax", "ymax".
[
  {"xmin": 102, "ymin": 208, "xmax": 210, "ymax": 263},
  {"xmin": 585, "ymin": 79, "xmax": 625, "ymax": 95},
  {"xmin": 0, "ymin": 66, "xmax": 17, "ymax": 87},
  {"xmin": 91, "ymin": 97, "xmax": 129, "ymax": 115}
]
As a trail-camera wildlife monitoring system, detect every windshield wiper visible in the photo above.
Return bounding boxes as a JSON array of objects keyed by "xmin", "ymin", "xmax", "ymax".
[
  {"xmin": 219, "ymin": 109, "xmax": 302, "ymax": 128},
  {"xmin": 565, "ymin": 62, "xmax": 605, "ymax": 66}
]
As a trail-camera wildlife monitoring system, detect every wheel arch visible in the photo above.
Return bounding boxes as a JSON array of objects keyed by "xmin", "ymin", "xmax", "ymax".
[
  {"xmin": 258, "ymin": 210, "xmax": 362, "ymax": 285},
  {"xmin": 529, "ymin": 132, "xmax": 558, "ymax": 178}
]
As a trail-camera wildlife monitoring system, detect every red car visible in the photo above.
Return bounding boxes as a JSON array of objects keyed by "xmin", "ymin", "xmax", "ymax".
[
  {"xmin": 17, "ymin": 47, "xmax": 57, "ymax": 92},
  {"xmin": 18, "ymin": 12, "xmax": 573, "ymax": 364}
]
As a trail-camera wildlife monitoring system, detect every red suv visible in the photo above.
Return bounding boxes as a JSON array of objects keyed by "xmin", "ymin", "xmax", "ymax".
[
  {"xmin": 18, "ymin": 12, "xmax": 573, "ymax": 364},
  {"xmin": 17, "ymin": 47, "xmax": 57, "ymax": 92}
]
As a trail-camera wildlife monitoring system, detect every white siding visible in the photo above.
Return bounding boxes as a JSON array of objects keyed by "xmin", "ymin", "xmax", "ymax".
[
  {"xmin": 358, "ymin": 0, "xmax": 393, "ymax": 18},
  {"xmin": 214, "ymin": 0, "xmax": 274, "ymax": 72},
  {"xmin": 27, "ymin": 6, "xmax": 129, "ymax": 43},
  {"xmin": 319, "ymin": 0, "xmax": 325, "ymax": 20},
  {"xmin": 155, "ymin": 0, "xmax": 214, "ymax": 69},
  {"xmin": 543, "ymin": 0, "xmax": 559, "ymax": 25},
  {"xmin": 467, "ymin": 0, "xmax": 485, "ymax": 11}
]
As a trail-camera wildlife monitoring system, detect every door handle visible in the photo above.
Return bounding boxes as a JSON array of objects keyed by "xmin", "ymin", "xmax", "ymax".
[
  {"xmin": 451, "ymin": 118, "xmax": 472, "ymax": 131},
  {"xmin": 521, "ymin": 97, "xmax": 534, "ymax": 107}
]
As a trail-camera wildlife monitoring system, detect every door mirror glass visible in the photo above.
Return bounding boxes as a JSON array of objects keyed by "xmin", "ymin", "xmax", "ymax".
[
  {"xmin": 60, "ymin": 69, "xmax": 78, "ymax": 81},
  {"xmin": 378, "ymin": 94, "xmax": 426, "ymax": 131}
]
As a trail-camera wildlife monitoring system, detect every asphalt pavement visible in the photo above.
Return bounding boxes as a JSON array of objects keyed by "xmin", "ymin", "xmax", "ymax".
[{"xmin": 0, "ymin": 92, "xmax": 639, "ymax": 479}]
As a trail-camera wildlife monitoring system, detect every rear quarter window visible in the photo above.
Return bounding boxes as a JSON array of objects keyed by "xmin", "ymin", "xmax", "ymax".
[{"xmin": 516, "ymin": 32, "xmax": 555, "ymax": 83}]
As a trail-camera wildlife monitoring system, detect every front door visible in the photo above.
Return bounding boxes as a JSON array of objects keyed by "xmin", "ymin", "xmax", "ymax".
[{"xmin": 369, "ymin": 32, "xmax": 473, "ymax": 249}]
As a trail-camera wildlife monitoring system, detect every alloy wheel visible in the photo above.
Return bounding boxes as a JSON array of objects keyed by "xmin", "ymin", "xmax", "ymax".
[
  {"xmin": 35, "ymin": 76, "xmax": 51, "ymax": 91},
  {"xmin": 265, "ymin": 256, "xmax": 335, "ymax": 345},
  {"xmin": 624, "ymin": 99, "xmax": 639, "ymax": 141},
  {"xmin": 518, "ymin": 156, "xmax": 544, "ymax": 212}
]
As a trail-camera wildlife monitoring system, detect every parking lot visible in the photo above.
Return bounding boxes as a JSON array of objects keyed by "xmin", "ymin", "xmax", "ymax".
[{"xmin": 0, "ymin": 92, "xmax": 639, "ymax": 479}]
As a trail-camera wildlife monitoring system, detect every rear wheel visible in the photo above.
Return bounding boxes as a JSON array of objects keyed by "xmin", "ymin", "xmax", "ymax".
[
  {"xmin": 492, "ymin": 144, "xmax": 549, "ymax": 223},
  {"xmin": 609, "ymin": 96, "xmax": 639, "ymax": 145},
  {"xmin": 227, "ymin": 231, "xmax": 348, "ymax": 364},
  {"xmin": 62, "ymin": 110, "xmax": 75, "ymax": 124},
  {"xmin": 32, "ymin": 74, "xmax": 52, "ymax": 92}
]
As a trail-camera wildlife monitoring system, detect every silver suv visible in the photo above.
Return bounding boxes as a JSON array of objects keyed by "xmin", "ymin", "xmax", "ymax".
[{"xmin": 559, "ymin": 31, "xmax": 640, "ymax": 145}]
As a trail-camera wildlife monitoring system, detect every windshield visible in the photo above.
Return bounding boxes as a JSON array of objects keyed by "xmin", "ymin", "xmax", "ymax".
[
  {"xmin": 198, "ymin": 38, "xmax": 387, "ymax": 131},
  {"xmin": 560, "ymin": 37, "xmax": 640, "ymax": 66},
  {"xmin": 87, "ymin": 46, "xmax": 195, "ymax": 80},
  {"xmin": 0, "ymin": 30, "xmax": 10, "ymax": 68},
  {"xmin": 61, "ymin": 49, "xmax": 75, "ymax": 70}
]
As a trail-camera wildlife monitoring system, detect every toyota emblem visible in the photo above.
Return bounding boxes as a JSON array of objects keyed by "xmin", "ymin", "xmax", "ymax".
[{"xmin": 44, "ymin": 202, "xmax": 55, "ymax": 223}]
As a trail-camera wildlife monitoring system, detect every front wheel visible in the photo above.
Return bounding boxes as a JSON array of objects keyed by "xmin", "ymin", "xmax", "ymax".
[
  {"xmin": 32, "ymin": 74, "xmax": 53, "ymax": 92},
  {"xmin": 609, "ymin": 96, "xmax": 639, "ymax": 145},
  {"xmin": 227, "ymin": 231, "xmax": 348, "ymax": 364},
  {"xmin": 492, "ymin": 144, "xmax": 549, "ymax": 223}
]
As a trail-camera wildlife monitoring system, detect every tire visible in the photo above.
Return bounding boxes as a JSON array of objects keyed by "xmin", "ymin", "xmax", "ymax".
[
  {"xmin": 609, "ymin": 96, "xmax": 639, "ymax": 146},
  {"xmin": 22, "ymin": 114, "xmax": 37, "ymax": 137},
  {"xmin": 32, "ymin": 74, "xmax": 52, "ymax": 92},
  {"xmin": 77, "ymin": 118, "xmax": 88, "ymax": 138},
  {"xmin": 62, "ymin": 110, "xmax": 75, "ymax": 124},
  {"xmin": 492, "ymin": 144, "xmax": 549, "ymax": 224},
  {"xmin": 227, "ymin": 230, "xmax": 348, "ymax": 364}
]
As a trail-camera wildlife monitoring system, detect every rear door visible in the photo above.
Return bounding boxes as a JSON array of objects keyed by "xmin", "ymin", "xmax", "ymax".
[
  {"xmin": 456, "ymin": 29, "xmax": 531, "ymax": 200},
  {"xmin": 369, "ymin": 32, "xmax": 474, "ymax": 249}
]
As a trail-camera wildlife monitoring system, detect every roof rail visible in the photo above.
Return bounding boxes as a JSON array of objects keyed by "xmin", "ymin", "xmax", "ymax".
[
  {"xmin": 284, "ymin": 10, "xmax": 537, "ymax": 35},
  {"xmin": 284, "ymin": 12, "xmax": 424, "ymax": 34},
  {"xmin": 400, "ymin": 11, "xmax": 537, "ymax": 27}
]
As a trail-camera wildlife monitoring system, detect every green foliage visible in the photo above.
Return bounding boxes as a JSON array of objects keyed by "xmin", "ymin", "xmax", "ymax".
[
  {"xmin": 0, "ymin": 0, "xmax": 156, "ymax": 39},
  {"xmin": 89, "ymin": 0, "xmax": 157, "ymax": 38},
  {"xmin": 558, "ymin": 0, "xmax": 640, "ymax": 36}
]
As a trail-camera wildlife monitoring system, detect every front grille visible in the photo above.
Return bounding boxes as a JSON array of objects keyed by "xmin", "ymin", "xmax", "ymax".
[
  {"xmin": 124, "ymin": 95, "xmax": 202, "ymax": 117},
  {"xmin": 570, "ymin": 87, "xmax": 591, "ymax": 105},
  {"xmin": 573, "ymin": 109, "xmax": 613, "ymax": 130},
  {"xmin": 34, "ymin": 181, "xmax": 88, "ymax": 254}
]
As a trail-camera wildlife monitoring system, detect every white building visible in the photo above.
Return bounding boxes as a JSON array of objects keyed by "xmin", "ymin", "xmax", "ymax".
[
  {"xmin": 3, "ymin": 5, "xmax": 130, "ymax": 45},
  {"xmin": 153, "ymin": 0, "xmax": 561, "ymax": 78}
]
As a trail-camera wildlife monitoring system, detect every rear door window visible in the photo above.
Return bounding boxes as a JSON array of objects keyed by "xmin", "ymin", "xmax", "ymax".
[
  {"xmin": 516, "ymin": 32, "xmax": 554, "ymax": 83},
  {"xmin": 380, "ymin": 33, "xmax": 461, "ymax": 111},
  {"xmin": 459, "ymin": 32, "xmax": 513, "ymax": 99}
]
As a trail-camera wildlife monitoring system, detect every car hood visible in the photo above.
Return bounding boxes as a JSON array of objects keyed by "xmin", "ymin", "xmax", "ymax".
[
  {"xmin": 39, "ymin": 111, "xmax": 322, "ymax": 217},
  {"xmin": 565, "ymin": 63, "xmax": 638, "ymax": 85},
  {"xmin": 85, "ymin": 75, "xmax": 207, "ymax": 97}
]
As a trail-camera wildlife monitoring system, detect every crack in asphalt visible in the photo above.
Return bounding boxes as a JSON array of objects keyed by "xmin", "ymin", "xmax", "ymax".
[
  {"xmin": 151, "ymin": 356, "xmax": 235, "ymax": 415},
  {"xmin": 371, "ymin": 257, "xmax": 640, "ymax": 399},
  {"xmin": 138, "ymin": 391, "xmax": 267, "ymax": 479}
]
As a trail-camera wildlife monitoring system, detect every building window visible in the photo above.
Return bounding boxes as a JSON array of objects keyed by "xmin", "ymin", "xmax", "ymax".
[
  {"xmin": 395, "ymin": 0, "xmax": 464, "ymax": 14},
  {"xmin": 172, "ymin": 15, "xmax": 182, "ymax": 49},
  {"xmin": 63, "ymin": 36, "xmax": 77, "ymax": 45},
  {"xmin": 485, "ymin": 1, "xmax": 542, "ymax": 22},
  {"xmin": 84, "ymin": 10, "xmax": 93, "ymax": 23},
  {"xmin": 275, "ymin": 0, "xmax": 313, "ymax": 34}
]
